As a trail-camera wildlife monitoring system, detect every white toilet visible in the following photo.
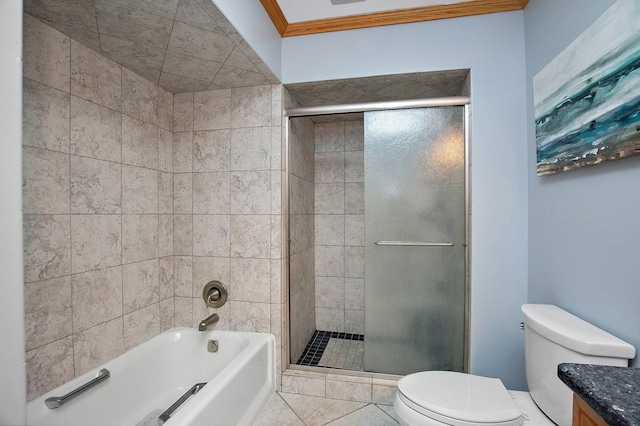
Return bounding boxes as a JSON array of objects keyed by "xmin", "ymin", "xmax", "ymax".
[{"xmin": 393, "ymin": 304, "xmax": 636, "ymax": 426}]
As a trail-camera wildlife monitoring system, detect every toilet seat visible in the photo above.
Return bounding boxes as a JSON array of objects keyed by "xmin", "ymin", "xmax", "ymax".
[{"xmin": 397, "ymin": 371, "xmax": 524, "ymax": 426}]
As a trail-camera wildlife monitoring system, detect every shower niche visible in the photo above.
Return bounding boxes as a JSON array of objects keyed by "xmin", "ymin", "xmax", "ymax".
[{"xmin": 285, "ymin": 70, "xmax": 471, "ymax": 376}]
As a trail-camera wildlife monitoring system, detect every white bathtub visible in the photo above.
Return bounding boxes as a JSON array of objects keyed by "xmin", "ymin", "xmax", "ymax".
[{"xmin": 27, "ymin": 328, "xmax": 275, "ymax": 426}]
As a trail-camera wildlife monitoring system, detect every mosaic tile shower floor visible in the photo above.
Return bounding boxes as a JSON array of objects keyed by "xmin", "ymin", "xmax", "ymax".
[{"xmin": 296, "ymin": 331, "xmax": 365, "ymax": 371}]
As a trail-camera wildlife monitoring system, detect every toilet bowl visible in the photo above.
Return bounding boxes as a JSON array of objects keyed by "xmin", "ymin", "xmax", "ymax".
[{"xmin": 393, "ymin": 371, "xmax": 554, "ymax": 426}]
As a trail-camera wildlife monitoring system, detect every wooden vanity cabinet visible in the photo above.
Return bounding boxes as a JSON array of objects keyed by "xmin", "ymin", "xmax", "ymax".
[{"xmin": 572, "ymin": 394, "xmax": 608, "ymax": 426}]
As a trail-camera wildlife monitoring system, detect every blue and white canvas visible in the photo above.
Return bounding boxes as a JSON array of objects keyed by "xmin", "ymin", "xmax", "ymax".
[{"xmin": 534, "ymin": 0, "xmax": 640, "ymax": 176}]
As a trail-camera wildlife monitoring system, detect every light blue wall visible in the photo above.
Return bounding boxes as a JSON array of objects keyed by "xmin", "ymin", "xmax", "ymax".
[
  {"xmin": 283, "ymin": 12, "xmax": 530, "ymax": 390},
  {"xmin": 525, "ymin": 0, "xmax": 640, "ymax": 367},
  {"xmin": 0, "ymin": 0, "xmax": 26, "ymax": 423}
]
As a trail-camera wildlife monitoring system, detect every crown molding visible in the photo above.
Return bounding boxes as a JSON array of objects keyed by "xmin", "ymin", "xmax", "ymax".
[{"xmin": 260, "ymin": 0, "xmax": 528, "ymax": 37}]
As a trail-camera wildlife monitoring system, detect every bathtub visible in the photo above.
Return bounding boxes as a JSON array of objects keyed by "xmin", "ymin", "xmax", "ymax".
[{"xmin": 27, "ymin": 328, "xmax": 275, "ymax": 426}]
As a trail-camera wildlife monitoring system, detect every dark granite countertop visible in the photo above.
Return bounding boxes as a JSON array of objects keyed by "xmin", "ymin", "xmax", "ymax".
[{"xmin": 558, "ymin": 363, "xmax": 640, "ymax": 425}]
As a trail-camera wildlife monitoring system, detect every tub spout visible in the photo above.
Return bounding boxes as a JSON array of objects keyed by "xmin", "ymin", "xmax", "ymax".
[{"xmin": 198, "ymin": 313, "xmax": 219, "ymax": 331}]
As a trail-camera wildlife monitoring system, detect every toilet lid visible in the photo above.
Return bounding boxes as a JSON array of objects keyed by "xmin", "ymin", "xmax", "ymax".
[{"xmin": 398, "ymin": 371, "xmax": 522, "ymax": 424}]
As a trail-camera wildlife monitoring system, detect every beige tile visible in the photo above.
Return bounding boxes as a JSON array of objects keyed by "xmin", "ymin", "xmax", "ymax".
[
  {"xmin": 108, "ymin": 0, "xmax": 179, "ymax": 20},
  {"xmin": 315, "ymin": 215, "xmax": 345, "ymax": 246},
  {"xmin": 230, "ymin": 215, "xmax": 270, "ymax": 259},
  {"xmin": 174, "ymin": 256, "xmax": 193, "ymax": 297},
  {"xmin": 22, "ymin": 78, "xmax": 70, "ymax": 153},
  {"xmin": 173, "ymin": 173, "xmax": 193, "ymax": 214},
  {"xmin": 159, "ymin": 214, "xmax": 174, "ymax": 258},
  {"xmin": 377, "ymin": 404, "xmax": 398, "ymax": 422},
  {"xmin": 229, "ymin": 258, "xmax": 270, "ymax": 303},
  {"xmin": 223, "ymin": 47, "xmax": 260, "ymax": 73},
  {"xmin": 344, "ymin": 215, "xmax": 364, "ymax": 246},
  {"xmin": 209, "ymin": 66, "xmax": 268, "ymax": 90},
  {"xmin": 26, "ymin": 337, "xmax": 74, "ymax": 401},
  {"xmin": 344, "ymin": 183, "xmax": 364, "ymax": 215},
  {"xmin": 230, "ymin": 126, "xmax": 271, "ymax": 171},
  {"xmin": 344, "ymin": 121, "xmax": 364, "ymax": 151},
  {"xmin": 271, "ymin": 259, "xmax": 283, "ymax": 304},
  {"xmin": 122, "ymin": 68, "xmax": 158, "ymax": 125},
  {"xmin": 279, "ymin": 392, "xmax": 367, "ymax": 426},
  {"xmin": 344, "ymin": 278, "xmax": 364, "ymax": 311},
  {"xmin": 70, "ymin": 155, "xmax": 121, "ymax": 214},
  {"xmin": 230, "ymin": 301, "xmax": 270, "ymax": 333},
  {"xmin": 168, "ymin": 22, "xmax": 235, "ymax": 63},
  {"xmin": 315, "ymin": 184, "xmax": 345, "ymax": 215},
  {"xmin": 70, "ymin": 95, "xmax": 122, "ymax": 162},
  {"xmin": 193, "ymin": 214, "xmax": 230, "ymax": 257},
  {"xmin": 159, "ymin": 256, "xmax": 174, "ymax": 300},
  {"xmin": 159, "ymin": 128, "xmax": 173, "ymax": 173},
  {"xmin": 173, "ymin": 92, "xmax": 193, "ymax": 132},
  {"xmin": 122, "ymin": 115, "xmax": 159, "ymax": 169},
  {"xmin": 100, "ymin": 34, "xmax": 164, "ymax": 89},
  {"xmin": 23, "ymin": 215, "xmax": 71, "ymax": 282},
  {"xmin": 159, "ymin": 298, "xmax": 175, "ymax": 332},
  {"xmin": 193, "ymin": 89, "xmax": 230, "ymax": 131},
  {"xmin": 173, "ymin": 215, "xmax": 193, "ymax": 255},
  {"xmin": 316, "ymin": 308, "xmax": 344, "ymax": 332},
  {"xmin": 122, "ymin": 165, "xmax": 158, "ymax": 214},
  {"xmin": 345, "ymin": 309, "xmax": 364, "ymax": 335},
  {"xmin": 270, "ymin": 170, "xmax": 283, "ymax": 214},
  {"xmin": 270, "ymin": 302, "xmax": 283, "ymax": 347},
  {"xmin": 315, "ymin": 277, "xmax": 345, "ymax": 309},
  {"xmin": 25, "ymin": 276, "xmax": 72, "ymax": 351},
  {"xmin": 193, "ymin": 172, "xmax": 230, "ymax": 214},
  {"xmin": 70, "ymin": 39, "xmax": 121, "ymax": 110},
  {"xmin": 162, "ymin": 50, "xmax": 222, "ymax": 82},
  {"xmin": 122, "ymin": 215, "xmax": 158, "ymax": 264},
  {"xmin": 159, "ymin": 172, "xmax": 173, "ymax": 214},
  {"xmin": 230, "ymin": 171, "xmax": 270, "ymax": 214},
  {"xmin": 71, "ymin": 215, "xmax": 121, "ymax": 273},
  {"xmin": 157, "ymin": 87, "xmax": 173, "ymax": 131},
  {"xmin": 270, "ymin": 215, "xmax": 282, "ymax": 260},
  {"xmin": 289, "ymin": 175, "xmax": 314, "ymax": 215},
  {"xmin": 254, "ymin": 393, "xmax": 304, "ymax": 426},
  {"xmin": 173, "ymin": 131, "xmax": 193, "ymax": 173},
  {"xmin": 71, "ymin": 266, "xmax": 122, "ymax": 333},
  {"xmin": 192, "ymin": 256, "xmax": 230, "ymax": 297},
  {"xmin": 315, "ymin": 152, "xmax": 345, "ymax": 183},
  {"xmin": 160, "ymin": 71, "xmax": 210, "ymax": 93},
  {"xmin": 326, "ymin": 375, "xmax": 372, "ymax": 403},
  {"xmin": 23, "ymin": 14, "xmax": 70, "ymax": 92},
  {"xmin": 230, "ymin": 85, "xmax": 271, "ymax": 128},
  {"xmin": 344, "ymin": 151, "xmax": 364, "ymax": 183},
  {"xmin": 23, "ymin": 146, "xmax": 70, "ymax": 214},
  {"xmin": 315, "ymin": 122, "xmax": 345, "ymax": 153},
  {"xmin": 123, "ymin": 259, "xmax": 159, "ymax": 314},
  {"xmin": 95, "ymin": 0, "xmax": 173, "ymax": 49},
  {"xmin": 344, "ymin": 246, "xmax": 364, "ymax": 278},
  {"xmin": 174, "ymin": 296, "xmax": 193, "ymax": 327},
  {"xmin": 372, "ymin": 378, "xmax": 398, "ymax": 406},
  {"xmin": 326, "ymin": 404, "xmax": 398, "ymax": 425},
  {"xmin": 193, "ymin": 129, "xmax": 230, "ymax": 171},
  {"xmin": 73, "ymin": 317, "xmax": 124, "ymax": 376},
  {"xmin": 315, "ymin": 245, "xmax": 344, "ymax": 277},
  {"xmin": 174, "ymin": 0, "xmax": 219, "ymax": 31},
  {"xmin": 124, "ymin": 303, "xmax": 160, "ymax": 350}
]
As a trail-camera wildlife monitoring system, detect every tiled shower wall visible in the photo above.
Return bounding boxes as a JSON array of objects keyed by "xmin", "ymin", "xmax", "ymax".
[
  {"xmin": 169, "ymin": 86, "xmax": 285, "ymax": 355},
  {"xmin": 314, "ymin": 121, "xmax": 365, "ymax": 335},
  {"xmin": 288, "ymin": 116, "xmax": 316, "ymax": 362},
  {"xmin": 22, "ymin": 14, "xmax": 287, "ymax": 400},
  {"xmin": 22, "ymin": 15, "xmax": 174, "ymax": 401}
]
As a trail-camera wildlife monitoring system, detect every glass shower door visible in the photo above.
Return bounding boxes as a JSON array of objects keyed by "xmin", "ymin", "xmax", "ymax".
[{"xmin": 364, "ymin": 107, "xmax": 466, "ymax": 375}]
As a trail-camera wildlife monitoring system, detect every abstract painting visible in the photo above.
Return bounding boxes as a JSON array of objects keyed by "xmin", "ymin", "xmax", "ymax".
[{"xmin": 534, "ymin": 0, "xmax": 640, "ymax": 176}]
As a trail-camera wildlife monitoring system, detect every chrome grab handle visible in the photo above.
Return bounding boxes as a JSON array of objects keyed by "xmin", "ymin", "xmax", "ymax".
[
  {"xmin": 158, "ymin": 382, "xmax": 207, "ymax": 424},
  {"xmin": 375, "ymin": 241, "xmax": 454, "ymax": 247},
  {"xmin": 45, "ymin": 368, "xmax": 110, "ymax": 409}
]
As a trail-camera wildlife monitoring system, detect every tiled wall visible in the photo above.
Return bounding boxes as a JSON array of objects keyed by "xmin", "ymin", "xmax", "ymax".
[
  {"xmin": 314, "ymin": 121, "xmax": 365, "ymax": 335},
  {"xmin": 22, "ymin": 14, "xmax": 174, "ymax": 401},
  {"xmin": 170, "ymin": 86, "xmax": 284, "ymax": 350},
  {"xmin": 288, "ymin": 116, "xmax": 316, "ymax": 362}
]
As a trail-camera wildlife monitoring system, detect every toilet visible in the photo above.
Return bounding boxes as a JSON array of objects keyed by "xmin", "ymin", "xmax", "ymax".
[{"xmin": 393, "ymin": 304, "xmax": 636, "ymax": 426}]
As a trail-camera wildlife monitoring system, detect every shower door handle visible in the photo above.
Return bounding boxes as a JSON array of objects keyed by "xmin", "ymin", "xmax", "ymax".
[{"xmin": 375, "ymin": 241, "xmax": 454, "ymax": 247}]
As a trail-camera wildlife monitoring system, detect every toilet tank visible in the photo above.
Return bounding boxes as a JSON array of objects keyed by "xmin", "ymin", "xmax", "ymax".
[{"xmin": 521, "ymin": 304, "xmax": 635, "ymax": 426}]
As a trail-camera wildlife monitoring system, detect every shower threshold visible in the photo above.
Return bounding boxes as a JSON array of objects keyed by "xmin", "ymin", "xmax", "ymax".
[{"xmin": 295, "ymin": 331, "xmax": 364, "ymax": 371}]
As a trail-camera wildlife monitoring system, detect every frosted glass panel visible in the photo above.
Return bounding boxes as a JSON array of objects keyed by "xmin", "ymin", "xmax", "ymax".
[{"xmin": 364, "ymin": 107, "xmax": 466, "ymax": 375}]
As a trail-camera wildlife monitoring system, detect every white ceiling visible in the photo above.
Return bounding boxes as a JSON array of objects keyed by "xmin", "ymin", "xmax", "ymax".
[{"xmin": 276, "ymin": 0, "xmax": 476, "ymax": 23}]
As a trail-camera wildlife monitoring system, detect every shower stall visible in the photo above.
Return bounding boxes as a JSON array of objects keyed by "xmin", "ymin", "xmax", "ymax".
[{"xmin": 286, "ymin": 97, "xmax": 469, "ymax": 377}]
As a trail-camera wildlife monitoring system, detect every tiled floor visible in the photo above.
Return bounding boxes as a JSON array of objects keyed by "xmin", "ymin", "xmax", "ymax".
[
  {"xmin": 254, "ymin": 392, "xmax": 399, "ymax": 426},
  {"xmin": 296, "ymin": 331, "xmax": 365, "ymax": 371}
]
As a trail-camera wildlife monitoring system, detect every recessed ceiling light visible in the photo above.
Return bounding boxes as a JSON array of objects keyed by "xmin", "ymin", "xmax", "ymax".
[{"xmin": 331, "ymin": 0, "xmax": 366, "ymax": 5}]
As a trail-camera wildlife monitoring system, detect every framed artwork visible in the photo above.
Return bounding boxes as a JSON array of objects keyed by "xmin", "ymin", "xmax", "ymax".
[{"xmin": 534, "ymin": 0, "xmax": 640, "ymax": 176}]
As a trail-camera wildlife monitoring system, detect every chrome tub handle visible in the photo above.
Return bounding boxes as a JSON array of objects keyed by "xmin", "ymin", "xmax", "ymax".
[
  {"xmin": 158, "ymin": 382, "xmax": 207, "ymax": 424},
  {"xmin": 45, "ymin": 368, "xmax": 110, "ymax": 409}
]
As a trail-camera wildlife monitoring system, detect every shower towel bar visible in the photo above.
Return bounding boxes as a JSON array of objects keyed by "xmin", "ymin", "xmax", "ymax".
[
  {"xmin": 375, "ymin": 241, "xmax": 454, "ymax": 247},
  {"xmin": 45, "ymin": 368, "xmax": 110, "ymax": 409}
]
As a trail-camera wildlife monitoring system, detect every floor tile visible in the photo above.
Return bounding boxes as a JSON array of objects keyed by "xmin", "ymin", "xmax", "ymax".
[
  {"xmin": 254, "ymin": 393, "xmax": 305, "ymax": 426},
  {"xmin": 325, "ymin": 404, "xmax": 398, "ymax": 425},
  {"xmin": 279, "ymin": 392, "xmax": 367, "ymax": 426}
]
